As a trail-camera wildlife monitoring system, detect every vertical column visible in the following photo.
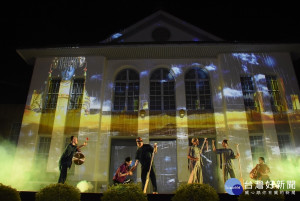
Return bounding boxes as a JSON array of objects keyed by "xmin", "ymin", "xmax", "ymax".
[
  {"xmin": 174, "ymin": 71, "xmax": 189, "ymax": 185},
  {"xmin": 138, "ymin": 72, "xmax": 150, "ymax": 142},
  {"xmin": 77, "ymin": 57, "xmax": 104, "ymax": 182},
  {"xmin": 211, "ymin": 57, "xmax": 230, "ymax": 191},
  {"xmin": 94, "ymin": 59, "xmax": 112, "ymax": 192},
  {"xmin": 136, "ymin": 70, "xmax": 150, "ymax": 186},
  {"xmin": 47, "ymin": 80, "xmax": 71, "ymax": 171}
]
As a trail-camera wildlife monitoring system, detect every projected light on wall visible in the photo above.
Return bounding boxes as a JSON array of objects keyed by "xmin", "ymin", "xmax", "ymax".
[
  {"xmin": 10, "ymin": 53, "xmax": 300, "ymax": 194},
  {"xmin": 52, "ymin": 57, "xmax": 87, "ymax": 80},
  {"xmin": 204, "ymin": 63, "xmax": 217, "ymax": 71}
]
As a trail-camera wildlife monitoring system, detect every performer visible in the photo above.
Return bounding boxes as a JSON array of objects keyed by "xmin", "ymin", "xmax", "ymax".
[
  {"xmin": 187, "ymin": 138, "xmax": 207, "ymax": 183},
  {"xmin": 113, "ymin": 156, "xmax": 133, "ymax": 185},
  {"xmin": 212, "ymin": 139, "xmax": 239, "ymax": 183},
  {"xmin": 131, "ymin": 137, "xmax": 158, "ymax": 194},
  {"xmin": 250, "ymin": 157, "xmax": 270, "ymax": 183},
  {"xmin": 58, "ymin": 136, "xmax": 87, "ymax": 184}
]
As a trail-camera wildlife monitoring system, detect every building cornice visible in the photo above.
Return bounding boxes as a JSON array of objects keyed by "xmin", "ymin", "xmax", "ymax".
[{"xmin": 16, "ymin": 42, "xmax": 300, "ymax": 65}]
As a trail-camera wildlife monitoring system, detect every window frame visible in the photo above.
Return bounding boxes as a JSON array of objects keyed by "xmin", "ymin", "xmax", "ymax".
[
  {"xmin": 68, "ymin": 77, "xmax": 85, "ymax": 110},
  {"xmin": 150, "ymin": 68, "xmax": 176, "ymax": 111},
  {"xmin": 265, "ymin": 75, "xmax": 283, "ymax": 112},
  {"xmin": 44, "ymin": 78, "xmax": 61, "ymax": 110},
  {"xmin": 185, "ymin": 68, "xmax": 212, "ymax": 111},
  {"xmin": 113, "ymin": 69, "xmax": 140, "ymax": 112}
]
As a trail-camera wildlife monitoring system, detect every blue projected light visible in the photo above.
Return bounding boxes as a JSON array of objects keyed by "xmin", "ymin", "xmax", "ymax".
[
  {"xmin": 232, "ymin": 53, "xmax": 277, "ymax": 74},
  {"xmin": 191, "ymin": 62, "xmax": 201, "ymax": 67},
  {"xmin": 61, "ymin": 66, "xmax": 75, "ymax": 80},
  {"xmin": 232, "ymin": 53, "xmax": 260, "ymax": 73},
  {"xmin": 218, "ymin": 87, "xmax": 243, "ymax": 99},
  {"xmin": 232, "ymin": 53, "xmax": 259, "ymax": 65},
  {"xmin": 242, "ymin": 64, "xmax": 248, "ymax": 73},
  {"xmin": 102, "ymin": 100, "xmax": 112, "ymax": 111},
  {"xmin": 254, "ymin": 74, "xmax": 265, "ymax": 81},
  {"xmin": 171, "ymin": 66, "xmax": 182, "ymax": 77},
  {"xmin": 140, "ymin": 70, "xmax": 149, "ymax": 78},
  {"xmin": 254, "ymin": 74, "xmax": 269, "ymax": 96},
  {"xmin": 108, "ymin": 82, "xmax": 114, "ymax": 89},
  {"xmin": 223, "ymin": 87, "xmax": 243, "ymax": 98},
  {"xmin": 264, "ymin": 56, "xmax": 276, "ymax": 67},
  {"xmin": 111, "ymin": 33, "xmax": 122, "ymax": 39},
  {"xmin": 90, "ymin": 74, "xmax": 102, "ymax": 81},
  {"xmin": 164, "ymin": 156, "xmax": 171, "ymax": 162},
  {"xmin": 90, "ymin": 97, "xmax": 100, "ymax": 109},
  {"xmin": 204, "ymin": 63, "xmax": 217, "ymax": 71}
]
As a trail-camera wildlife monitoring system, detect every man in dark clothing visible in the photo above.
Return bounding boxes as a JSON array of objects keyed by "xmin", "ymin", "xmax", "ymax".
[
  {"xmin": 58, "ymin": 136, "xmax": 87, "ymax": 183},
  {"xmin": 131, "ymin": 137, "xmax": 158, "ymax": 194},
  {"xmin": 212, "ymin": 139, "xmax": 239, "ymax": 183}
]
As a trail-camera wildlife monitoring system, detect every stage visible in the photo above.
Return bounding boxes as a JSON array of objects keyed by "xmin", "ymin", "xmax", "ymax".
[{"xmin": 19, "ymin": 191, "xmax": 299, "ymax": 201}]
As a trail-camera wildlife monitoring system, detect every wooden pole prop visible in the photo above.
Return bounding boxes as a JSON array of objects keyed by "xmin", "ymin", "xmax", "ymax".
[
  {"xmin": 143, "ymin": 143, "xmax": 157, "ymax": 193},
  {"xmin": 235, "ymin": 144, "xmax": 244, "ymax": 189},
  {"xmin": 188, "ymin": 138, "xmax": 207, "ymax": 184}
]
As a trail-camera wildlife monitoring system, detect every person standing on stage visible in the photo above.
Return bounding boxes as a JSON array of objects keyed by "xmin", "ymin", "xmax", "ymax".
[
  {"xmin": 113, "ymin": 156, "xmax": 133, "ymax": 185},
  {"xmin": 58, "ymin": 136, "xmax": 87, "ymax": 184},
  {"xmin": 187, "ymin": 138, "xmax": 206, "ymax": 184},
  {"xmin": 212, "ymin": 139, "xmax": 239, "ymax": 183},
  {"xmin": 131, "ymin": 137, "xmax": 158, "ymax": 194},
  {"xmin": 250, "ymin": 157, "xmax": 270, "ymax": 183}
]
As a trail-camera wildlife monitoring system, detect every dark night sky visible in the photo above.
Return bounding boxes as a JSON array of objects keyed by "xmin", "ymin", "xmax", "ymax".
[{"xmin": 2, "ymin": 1, "xmax": 300, "ymax": 104}]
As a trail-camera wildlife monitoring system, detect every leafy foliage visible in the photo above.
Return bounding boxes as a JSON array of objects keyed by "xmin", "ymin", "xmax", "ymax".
[
  {"xmin": 0, "ymin": 183, "xmax": 21, "ymax": 201},
  {"xmin": 172, "ymin": 183, "xmax": 219, "ymax": 201},
  {"xmin": 35, "ymin": 183, "xmax": 80, "ymax": 201},
  {"xmin": 102, "ymin": 183, "xmax": 147, "ymax": 201}
]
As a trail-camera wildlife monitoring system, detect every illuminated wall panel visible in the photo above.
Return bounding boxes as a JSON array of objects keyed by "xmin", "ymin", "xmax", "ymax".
[{"xmin": 11, "ymin": 52, "xmax": 300, "ymax": 193}]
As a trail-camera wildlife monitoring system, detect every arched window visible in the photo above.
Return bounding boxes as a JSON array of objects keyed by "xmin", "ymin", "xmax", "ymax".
[
  {"xmin": 150, "ymin": 68, "xmax": 175, "ymax": 111},
  {"xmin": 149, "ymin": 68, "xmax": 176, "ymax": 137},
  {"xmin": 113, "ymin": 69, "xmax": 139, "ymax": 111},
  {"xmin": 185, "ymin": 68, "xmax": 212, "ymax": 110},
  {"xmin": 185, "ymin": 68, "xmax": 215, "ymax": 136},
  {"xmin": 111, "ymin": 69, "xmax": 139, "ymax": 136}
]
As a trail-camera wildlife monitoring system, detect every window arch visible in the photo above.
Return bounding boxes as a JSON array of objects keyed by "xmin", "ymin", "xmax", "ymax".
[
  {"xmin": 185, "ymin": 68, "xmax": 215, "ymax": 136},
  {"xmin": 150, "ymin": 68, "xmax": 176, "ymax": 111},
  {"xmin": 185, "ymin": 68, "xmax": 212, "ymax": 110},
  {"xmin": 113, "ymin": 69, "xmax": 139, "ymax": 111}
]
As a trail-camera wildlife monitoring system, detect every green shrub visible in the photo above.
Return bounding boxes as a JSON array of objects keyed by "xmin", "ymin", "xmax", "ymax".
[
  {"xmin": 238, "ymin": 184, "xmax": 284, "ymax": 201},
  {"xmin": 35, "ymin": 183, "xmax": 80, "ymax": 201},
  {"xmin": 172, "ymin": 183, "xmax": 219, "ymax": 201},
  {"xmin": 102, "ymin": 183, "xmax": 147, "ymax": 201},
  {"xmin": 0, "ymin": 183, "xmax": 21, "ymax": 201}
]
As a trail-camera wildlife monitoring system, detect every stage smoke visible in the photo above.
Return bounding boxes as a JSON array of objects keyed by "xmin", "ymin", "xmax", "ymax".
[
  {"xmin": 0, "ymin": 137, "xmax": 57, "ymax": 191},
  {"xmin": 76, "ymin": 180, "xmax": 93, "ymax": 192}
]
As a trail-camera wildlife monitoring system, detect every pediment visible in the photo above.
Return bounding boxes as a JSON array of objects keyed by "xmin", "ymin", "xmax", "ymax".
[{"xmin": 102, "ymin": 10, "xmax": 223, "ymax": 43}]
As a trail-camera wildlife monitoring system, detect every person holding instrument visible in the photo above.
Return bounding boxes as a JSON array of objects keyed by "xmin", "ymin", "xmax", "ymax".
[
  {"xmin": 250, "ymin": 157, "xmax": 270, "ymax": 183},
  {"xmin": 187, "ymin": 138, "xmax": 207, "ymax": 184},
  {"xmin": 131, "ymin": 137, "xmax": 158, "ymax": 194},
  {"xmin": 58, "ymin": 136, "xmax": 87, "ymax": 184}
]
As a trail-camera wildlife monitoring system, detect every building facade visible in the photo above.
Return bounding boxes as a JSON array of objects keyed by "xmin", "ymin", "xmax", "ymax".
[{"xmin": 15, "ymin": 11, "xmax": 300, "ymax": 193}]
